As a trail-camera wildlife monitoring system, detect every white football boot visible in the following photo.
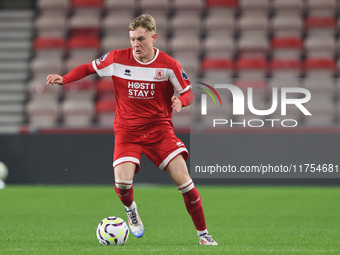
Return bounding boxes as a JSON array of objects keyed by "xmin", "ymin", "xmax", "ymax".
[
  {"xmin": 199, "ymin": 233, "xmax": 218, "ymax": 245},
  {"xmin": 125, "ymin": 201, "xmax": 144, "ymax": 238}
]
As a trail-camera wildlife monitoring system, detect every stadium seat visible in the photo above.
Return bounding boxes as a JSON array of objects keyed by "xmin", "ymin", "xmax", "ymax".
[
  {"xmin": 206, "ymin": 0, "xmax": 238, "ymax": 9},
  {"xmin": 101, "ymin": 33, "xmax": 131, "ymax": 53},
  {"xmin": 305, "ymin": 16, "xmax": 336, "ymax": 37},
  {"xmin": 237, "ymin": 34, "xmax": 269, "ymax": 59},
  {"xmin": 203, "ymin": 9, "xmax": 235, "ymax": 36},
  {"xmin": 72, "ymin": 0, "xmax": 103, "ymax": 8},
  {"xmin": 171, "ymin": 52, "xmax": 200, "ymax": 79},
  {"xmin": 234, "ymin": 58, "xmax": 268, "ymax": 78},
  {"xmin": 202, "ymin": 32, "xmax": 235, "ymax": 58},
  {"xmin": 66, "ymin": 36, "xmax": 100, "ymax": 71},
  {"xmin": 306, "ymin": 0, "xmax": 336, "ymax": 17},
  {"xmin": 96, "ymin": 78, "xmax": 115, "ymax": 100},
  {"xmin": 96, "ymin": 99, "xmax": 116, "ymax": 127},
  {"xmin": 237, "ymin": 14, "xmax": 269, "ymax": 37},
  {"xmin": 268, "ymin": 77, "xmax": 301, "ymax": 88},
  {"xmin": 28, "ymin": 76, "xmax": 62, "ymax": 100},
  {"xmin": 272, "ymin": 0, "xmax": 304, "ymax": 16},
  {"xmin": 34, "ymin": 14, "xmax": 68, "ymax": 38},
  {"xmin": 172, "ymin": 0, "xmax": 204, "ymax": 16},
  {"xmin": 170, "ymin": 12, "xmax": 202, "ymax": 37},
  {"xmin": 304, "ymin": 35, "xmax": 336, "ymax": 59},
  {"xmin": 61, "ymin": 98, "xmax": 95, "ymax": 127},
  {"xmin": 0, "ymin": 9, "xmax": 34, "ymax": 131},
  {"xmin": 304, "ymin": 58, "xmax": 337, "ymax": 77},
  {"xmin": 271, "ymin": 37, "xmax": 303, "ymax": 60},
  {"xmin": 62, "ymin": 79, "xmax": 96, "ymax": 100},
  {"xmin": 302, "ymin": 77, "xmax": 335, "ymax": 95},
  {"xmin": 34, "ymin": 37, "xmax": 65, "ymax": 59},
  {"xmin": 168, "ymin": 33, "xmax": 201, "ymax": 54},
  {"xmin": 139, "ymin": 0, "xmax": 170, "ymax": 17},
  {"xmin": 102, "ymin": 12, "xmax": 134, "ymax": 34},
  {"xmin": 104, "ymin": 0, "xmax": 136, "ymax": 14},
  {"xmin": 67, "ymin": 35, "xmax": 100, "ymax": 50},
  {"xmin": 26, "ymin": 98, "xmax": 60, "ymax": 127},
  {"xmin": 0, "ymin": 103, "xmax": 25, "ymax": 127},
  {"xmin": 69, "ymin": 11, "xmax": 101, "ymax": 37},
  {"xmin": 270, "ymin": 59, "xmax": 302, "ymax": 78},
  {"xmin": 239, "ymin": 0, "xmax": 269, "ymax": 16},
  {"xmin": 201, "ymin": 58, "xmax": 232, "ymax": 78},
  {"xmin": 30, "ymin": 56, "xmax": 63, "ymax": 78},
  {"xmin": 271, "ymin": 14, "xmax": 304, "ymax": 37},
  {"xmin": 36, "ymin": 0, "xmax": 69, "ymax": 12}
]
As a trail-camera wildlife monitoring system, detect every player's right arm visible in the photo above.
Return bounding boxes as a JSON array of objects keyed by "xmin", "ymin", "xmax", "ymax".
[{"xmin": 46, "ymin": 62, "xmax": 96, "ymax": 85}]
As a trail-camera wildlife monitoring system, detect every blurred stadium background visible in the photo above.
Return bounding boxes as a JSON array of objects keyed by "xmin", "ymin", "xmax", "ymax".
[{"xmin": 0, "ymin": 0, "xmax": 340, "ymax": 185}]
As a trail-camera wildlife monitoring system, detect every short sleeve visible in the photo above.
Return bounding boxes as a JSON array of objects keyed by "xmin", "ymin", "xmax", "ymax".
[{"xmin": 92, "ymin": 51, "xmax": 115, "ymax": 77}]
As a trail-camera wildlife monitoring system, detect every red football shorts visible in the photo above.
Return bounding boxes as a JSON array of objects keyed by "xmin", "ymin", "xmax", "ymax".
[{"xmin": 113, "ymin": 126, "xmax": 188, "ymax": 172}]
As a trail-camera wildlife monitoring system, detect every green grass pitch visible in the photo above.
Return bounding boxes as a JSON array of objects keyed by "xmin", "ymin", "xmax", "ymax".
[{"xmin": 0, "ymin": 185, "xmax": 339, "ymax": 255}]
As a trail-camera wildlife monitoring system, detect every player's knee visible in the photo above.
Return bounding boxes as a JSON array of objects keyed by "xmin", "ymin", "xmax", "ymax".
[{"xmin": 115, "ymin": 180, "xmax": 133, "ymax": 190}]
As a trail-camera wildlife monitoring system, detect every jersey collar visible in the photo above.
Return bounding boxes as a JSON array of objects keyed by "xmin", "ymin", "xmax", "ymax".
[{"xmin": 133, "ymin": 48, "xmax": 159, "ymax": 65}]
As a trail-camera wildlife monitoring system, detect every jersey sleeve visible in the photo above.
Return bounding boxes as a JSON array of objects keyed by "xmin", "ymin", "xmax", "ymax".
[
  {"xmin": 169, "ymin": 60, "xmax": 191, "ymax": 94},
  {"xmin": 92, "ymin": 51, "xmax": 115, "ymax": 77}
]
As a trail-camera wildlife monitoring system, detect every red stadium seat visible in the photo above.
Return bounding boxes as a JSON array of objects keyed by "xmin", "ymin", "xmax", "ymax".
[
  {"xmin": 206, "ymin": 0, "xmax": 238, "ymax": 8},
  {"xmin": 96, "ymin": 99, "xmax": 116, "ymax": 113},
  {"xmin": 271, "ymin": 59, "xmax": 301, "ymax": 69},
  {"xmin": 271, "ymin": 37, "xmax": 303, "ymax": 60},
  {"xmin": 96, "ymin": 79, "xmax": 115, "ymax": 100},
  {"xmin": 270, "ymin": 59, "xmax": 302, "ymax": 78},
  {"xmin": 304, "ymin": 58, "xmax": 336, "ymax": 70},
  {"xmin": 201, "ymin": 58, "xmax": 232, "ymax": 70},
  {"xmin": 235, "ymin": 58, "xmax": 267, "ymax": 70},
  {"xmin": 271, "ymin": 37, "xmax": 303, "ymax": 49},
  {"xmin": 234, "ymin": 58, "xmax": 268, "ymax": 78},
  {"xmin": 305, "ymin": 17, "xmax": 336, "ymax": 29},
  {"xmin": 34, "ymin": 38, "xmax": 65, "ymax": 49},
  {"xmin": 72, "ymin": 0, "xmax": 103, "ymax": 8},
  {"xmin": 201, "ymin": 58, "xmax": 232, "ymax": 78},
  {"xmin": 305, "ymin": 17, "xmax": 336, "ymax": 36},
  {"xmin": 304, "ymin": 58, "xmax": 337, "ymax": 77},
  {"xmin": 67, "ymin": 35, "xmax": 100, "ymax": 49}
]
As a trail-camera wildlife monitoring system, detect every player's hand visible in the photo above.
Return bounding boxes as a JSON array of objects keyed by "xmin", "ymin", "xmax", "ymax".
[
  {"xmin": 171, "ymin": 96, "xmax": 182, "ymax": 113},
  {"xmin": 46, "ymin": 74, "xmax": 63, "ymax": 85}
]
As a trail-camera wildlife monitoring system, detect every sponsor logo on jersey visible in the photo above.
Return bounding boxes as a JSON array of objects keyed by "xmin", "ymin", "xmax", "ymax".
[
  {"xmin": 128, "ymin": 82, "xmax": 155, "ymax": 99},
  {"xmin": 181, "ymin": 69, "xmax": 188, "ymax": 80},
  {"xmin": 154, "ymin": 69, "xmax": 165, "ymax": 80},
  {"xmin": 177, "ymin": 141, "xmax": 184, "ymax": 147},
  {"xmin": 124, "ymin": 69, "xmax": 131, "ymax": 76},
  {"xmin": 96, "ymin": 53, "xmax": 109, "ymax": 66},
  {"xmin": 100, "ymin": 53, "xmax": 108, "ymax": 61}
]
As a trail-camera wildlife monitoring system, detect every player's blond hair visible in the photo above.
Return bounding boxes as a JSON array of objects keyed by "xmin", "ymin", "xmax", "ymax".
[{"xmin": 129, "ymin": 14, "xmax": 156, "ymax": 33}]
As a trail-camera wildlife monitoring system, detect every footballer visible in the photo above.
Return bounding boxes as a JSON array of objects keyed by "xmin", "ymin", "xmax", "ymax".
[{"xmin": 47, "ymin": 14, "xmax": 217, "ymax": 246}]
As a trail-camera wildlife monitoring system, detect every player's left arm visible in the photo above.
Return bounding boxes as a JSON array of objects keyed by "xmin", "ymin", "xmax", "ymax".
[
  {"xmin": 169, "ymin": 60, "xmax": 194, "ymax": 112},
  {"xmin": 171, "ymin": 90, "xmax": 195, "ymax": 112}
]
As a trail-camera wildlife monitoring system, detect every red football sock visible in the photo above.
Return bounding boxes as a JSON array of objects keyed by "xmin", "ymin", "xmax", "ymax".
[
  {"xmin": 114, "ymin": 180, "xmax": 134, "ymax": 207},
  {"xmin": 178, "ymin": 180, "xmax": 207, "ymax": 231}
]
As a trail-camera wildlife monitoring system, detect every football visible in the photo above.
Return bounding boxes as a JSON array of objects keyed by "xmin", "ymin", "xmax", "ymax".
[
  {"xmin": 96, "ymin": 216, "xmax": 129, "ymax": 246},
  {"xmin": 0, "ymin": 161, "xmax": 8, "ymax": 181}
]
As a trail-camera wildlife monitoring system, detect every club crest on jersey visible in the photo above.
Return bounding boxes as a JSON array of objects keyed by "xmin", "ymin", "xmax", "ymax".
[
  {"xmin": 154, "ymin": 69, "xmax": 165, "ymax": 80},
  {"xmin": 181, "ymin": 69, "xmax": 188, "ymax": 80}
]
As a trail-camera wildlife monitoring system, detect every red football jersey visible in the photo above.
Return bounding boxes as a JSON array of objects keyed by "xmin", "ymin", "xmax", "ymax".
[{"xmin": 92, "ymin": 48, "xmax": 191, "ymax": 132}]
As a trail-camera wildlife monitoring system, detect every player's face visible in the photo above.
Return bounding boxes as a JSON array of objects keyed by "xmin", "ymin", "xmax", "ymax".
[{"xmin": 129, "ymin": 27, "xmax": 157, "ymax": 62}]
